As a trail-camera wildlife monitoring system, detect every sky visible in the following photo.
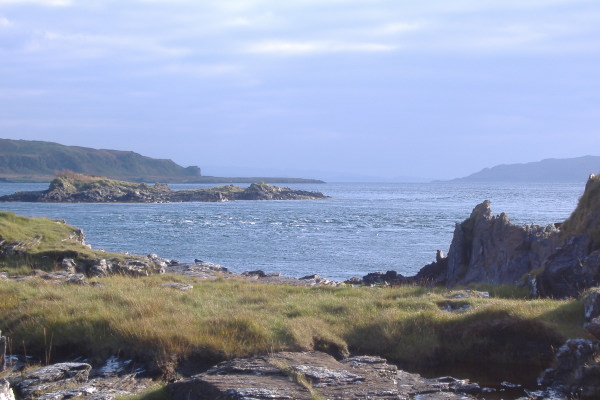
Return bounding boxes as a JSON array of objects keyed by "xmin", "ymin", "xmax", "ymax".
[{"xmin": 1, "ymin": 1, "xmax": 599, "ymax": 181}]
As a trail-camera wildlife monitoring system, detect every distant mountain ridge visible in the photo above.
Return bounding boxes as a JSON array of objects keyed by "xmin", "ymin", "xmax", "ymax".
[{"xmin": 452, "ymin": 156, "xmax": 600, "ymax": 182}]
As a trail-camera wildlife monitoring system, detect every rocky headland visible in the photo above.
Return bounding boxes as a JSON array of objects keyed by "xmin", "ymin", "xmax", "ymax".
[
  {"xmin": 0, "ymin": 173, "xmax": 329, "ymax": 203},
  {"xmin": 354, "ymin": 173, "xmax": 600, "ymax": 300}
]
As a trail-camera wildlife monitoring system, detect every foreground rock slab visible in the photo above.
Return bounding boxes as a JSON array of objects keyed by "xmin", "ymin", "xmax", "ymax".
[{"xmin": 168, "ymin": 351, "xmax": 479, "ymax": 400}]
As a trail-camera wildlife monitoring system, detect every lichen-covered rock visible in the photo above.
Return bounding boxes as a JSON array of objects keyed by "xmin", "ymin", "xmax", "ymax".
[
  {"xmin": 168, "ymin": 351, "xmax": 401, "ymax": 400},
  {"xmin": 15, "ymin": 362, "xmax": 92, "ymax": 399},
  {"xmin": 168, "ymin": 351, "xmax": 481, "ymax": 400}
]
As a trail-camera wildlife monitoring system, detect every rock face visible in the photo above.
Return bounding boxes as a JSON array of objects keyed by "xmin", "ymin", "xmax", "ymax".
[
  {"xmin": 0, "ymin": 176, "xmax": 329, "ymax": 203},
  {"xmin": 168, "ymin": 351, "xmax": 480, "ymax": 400},
  {"xmin": 538, "ymin": 339, "xmax": 600, "ymax": 399},
  {"xmin": 414, "ymin": 173, "xmax": 600, "ymax": 298},
  {"xmin": 413, "ymin": 200, "xmax": 559, "ymax": 288},
  {"xmin": 445, "ymin": 200, "xmax": 559, "ymax": 286}
]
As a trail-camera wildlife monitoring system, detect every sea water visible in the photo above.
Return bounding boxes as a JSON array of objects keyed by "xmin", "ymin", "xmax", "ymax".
[{"xmin": 0, "ymin": 181, "xmax": 584, "ymax": 281}]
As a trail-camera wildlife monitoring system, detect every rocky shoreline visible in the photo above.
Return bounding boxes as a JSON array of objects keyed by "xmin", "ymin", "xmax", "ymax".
[{"xmin": 2, "ymin": 173, "xmax": 600, "ymax": 399}]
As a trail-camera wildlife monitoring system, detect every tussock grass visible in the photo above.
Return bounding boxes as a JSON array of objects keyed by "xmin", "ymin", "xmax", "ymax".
[{"xmin": 0, "ymin": 274, "xmax": 586, "ymax": 374}]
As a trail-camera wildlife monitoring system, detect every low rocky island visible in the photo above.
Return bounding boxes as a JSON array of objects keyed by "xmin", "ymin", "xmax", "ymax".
[{"xmin": 0, "ymin": 172, "xmax": 329, "ymax": 203}]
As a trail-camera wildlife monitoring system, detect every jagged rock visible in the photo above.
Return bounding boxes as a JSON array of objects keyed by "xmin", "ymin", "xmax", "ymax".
[
  {"xmin": 0, "ymin": 379, "xmax": 15, "ymax": 400},
  {"xmin": 445, "ymin": 201, "xmax": 559, "ymax": 286},
  {"xmin": 535, "ymin": 238, "xmax": 600, "ymax": 298},
  {"xmin": 15, "ymin": 362, "xmax": 92, "ymax": 399},
  {"xmin": 538, "ymin": 339, "xmax": 600, "ymax": 399},
  {"xmin": 413, "ymin": 173, "xmax": 600, "ymax": 298}
]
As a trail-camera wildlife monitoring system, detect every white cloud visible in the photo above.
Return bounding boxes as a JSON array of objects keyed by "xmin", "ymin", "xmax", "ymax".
[
  {"xmin": 245, "ymin": 40, "xmax": 395, "ymax": 55},
  {"xmin": 154, "ymin": 62, "xmax": 243, "ymax": 78},
  {"xmin": 0, "ymin": 0, "xmax": 70, "ymax": 5},
  {"xmin": 0, "ymin": 16, "xmax": 10, "ymax": 27},
  {"xmin": 22, "ymin": 30, "xmax": 191, "ymax": 61}
]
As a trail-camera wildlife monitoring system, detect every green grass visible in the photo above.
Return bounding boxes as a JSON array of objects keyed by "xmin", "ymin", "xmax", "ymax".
[
  {"xmin": 0, "ymin": 274, "xmax": 587, "ymax": 375},
  {"xmin": 0, "ymin": 211, "xmax": 149, "ymax": 273}
]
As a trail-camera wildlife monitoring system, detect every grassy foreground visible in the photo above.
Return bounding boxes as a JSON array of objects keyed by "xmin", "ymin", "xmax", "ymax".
[{"xmin": 0, "ymin": 273, "xmax": 586, "ymax": 375}]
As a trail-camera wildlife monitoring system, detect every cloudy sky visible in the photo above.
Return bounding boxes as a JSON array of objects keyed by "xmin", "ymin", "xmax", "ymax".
[{"xmin": 1, "ymin": 0, "xmax": 599, "ymax": 181}]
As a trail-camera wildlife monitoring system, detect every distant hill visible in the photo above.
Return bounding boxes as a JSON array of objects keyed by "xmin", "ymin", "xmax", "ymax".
[
  {"xmin": 452, "ymin": 156, "xmax": 600, "ymax": 183},
  {"xmin": 0, "ymin": 139, "xmax": 324, "ymax": 183},
  {"xmin": 0, "ymin": 139, "xmax": 202, "ymax": 182}
]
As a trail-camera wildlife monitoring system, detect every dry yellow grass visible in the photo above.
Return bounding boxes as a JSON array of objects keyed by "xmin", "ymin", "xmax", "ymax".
[{"xmin": 0, "ymin": 274, "xmax": 587, "ymax": 373}]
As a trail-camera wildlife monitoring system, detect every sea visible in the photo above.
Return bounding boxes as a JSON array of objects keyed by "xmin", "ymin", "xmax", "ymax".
[{"xmin": 0, "ymin": 181, "xmax": 585, "ymax": 281}]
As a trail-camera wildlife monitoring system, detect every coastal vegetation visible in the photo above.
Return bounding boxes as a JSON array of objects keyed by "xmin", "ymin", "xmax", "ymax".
[
  {"xmin": 0, "ymin": 273, "xmax": 586, "ymax": 374},
  {"xmin": 0, "ymin": 138, "xmax": 201, "ymax": 183},
  {"xmin": 0, "ymin": 212, "xmax": 588, "ymax": 381},
  {"xmin": 0, "ymin": 139, "xmax": 324, "ymax": 183}
]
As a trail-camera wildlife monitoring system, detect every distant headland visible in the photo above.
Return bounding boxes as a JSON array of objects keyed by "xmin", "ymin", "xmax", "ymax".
[
  {"xmin": 450, "ymin": 155, "xmax": 600, "ymax": 183},
  {"xmin": 0, "ymin": 138, "xmax": 324, "ymax": 184}
]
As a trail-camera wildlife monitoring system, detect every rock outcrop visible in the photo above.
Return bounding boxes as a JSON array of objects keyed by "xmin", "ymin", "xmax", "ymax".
[
  {"xmin": 443, "ymin": 200, "xmax": 559, "ymax": 287},
  {"xmin": 413, "ymin": 173, "xmax": 600, "ymax": 298},
  {"xmin": 168, "ymin": 351, "xmax": 481, "ymax": 400},
  {"xmin": 0, "ymin": 175, "xmax": 329, "ymax": 203}
]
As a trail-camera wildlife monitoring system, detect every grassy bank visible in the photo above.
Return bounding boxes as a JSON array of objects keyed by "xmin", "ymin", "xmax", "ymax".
[
  {"xmin": 0, "ymin": 211, "xmax": 154, "ymax": 275},
  {"xmin": 0, "ymin": 273, "xmax": 586, "ymax": 376}
]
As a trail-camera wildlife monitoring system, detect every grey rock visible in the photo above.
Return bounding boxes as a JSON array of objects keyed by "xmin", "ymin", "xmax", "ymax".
[
  {"xmin": 538, "ymin": 338, "xmax": 600, "ymax": 399},
  {"xmin": 444, "ymin": 201, "xmax": 559, "ymax": 286},
  {"xmin": 161, "ymin": 283, "xmax": 194, "ymax": 291},
  {"xmin": 0, "ymin": 331, "xmax": 5, "ymax": 372},
  {"xmin": 0, "ymin": 179, "xmax": 329, "ymax": 203},
  {"xmin": 0, "ymin": 379, "xmax": 15, "ymax": 400},
  {"xmin": 584, "ymin": 289, "xmax": 600, "ymax": 322},
  {"xmin": 15, "ymin": 362, "xmax": 92, "ymax": 399},
  {"xmin": 168, "ymin": 351, "xmax": 401, "ymax": 400}
]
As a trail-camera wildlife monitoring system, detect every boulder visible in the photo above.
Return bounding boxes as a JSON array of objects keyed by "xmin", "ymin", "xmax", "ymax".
[
  {"xmin": 14, "ymin": 362, "xmax": 92, "ymax": 399},
  {"xmin": 0, "ymin": 379, "xmax": 15, "ymax": 400},
  {"xmin": 538, "ymin": 339, "xmax": 600, "ymax": 399}
]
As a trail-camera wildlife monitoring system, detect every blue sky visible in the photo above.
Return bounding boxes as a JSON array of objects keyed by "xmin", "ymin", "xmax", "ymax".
[{"xmin": 1, "ymin": 0, "xmax": 599, "ymax": 181}]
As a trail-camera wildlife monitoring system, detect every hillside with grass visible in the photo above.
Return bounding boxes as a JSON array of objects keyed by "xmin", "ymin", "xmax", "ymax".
[{"xmin": 0, "ymin": 138, "xmax": 201, "ymax": 182}]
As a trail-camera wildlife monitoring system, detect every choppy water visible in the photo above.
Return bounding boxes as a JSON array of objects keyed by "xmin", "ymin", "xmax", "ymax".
[{"xmin": 0, "ymin": 181, "xmax": 584, "ymax": 280}]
